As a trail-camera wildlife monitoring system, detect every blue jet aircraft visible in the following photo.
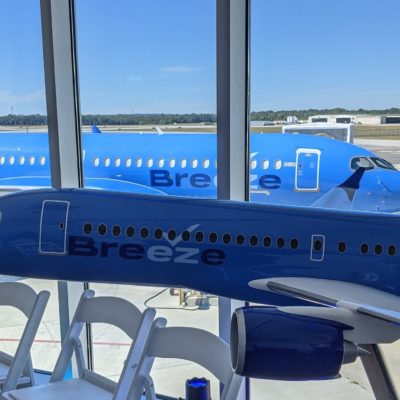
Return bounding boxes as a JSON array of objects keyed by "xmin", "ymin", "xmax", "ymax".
[
  {"xmin": 0, "ymin": 187, "xmax": 400, "ymax": 381},
  {"xmin": 0, "ymin": 129, "xmax": 399, "ymax": 211}
]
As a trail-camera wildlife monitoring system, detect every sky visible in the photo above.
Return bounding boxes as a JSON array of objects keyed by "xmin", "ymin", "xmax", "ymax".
[{"xmin": 0, "ymin": 0, "xmax": 399, "ymax": 115}]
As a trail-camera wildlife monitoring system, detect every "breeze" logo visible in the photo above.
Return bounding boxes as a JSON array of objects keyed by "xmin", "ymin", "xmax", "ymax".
[{"xmin": 68, "ymin": 224, "xmax": 226, "ymax": 266}]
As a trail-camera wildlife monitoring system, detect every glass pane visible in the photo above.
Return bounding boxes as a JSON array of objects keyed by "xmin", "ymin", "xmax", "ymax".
[
  {"xmin": 251, "ymin": 0, "xmax": 400, "ymax": 214},
  {"xmin": 250, "ymin": 0, "xmax": 400, "ymax": 397},
  {"xmin": 251, "ymin": 359, "xmax": 374, "ymax": 399},
  {"xmin": 77, "ymin": 0, "xmax": 217, "ymax": 198},
  {"xmin": 380, "ymin": 343, "xmax": 400, "ymax": 394},
  {"xmin": 76, "ymin": 0, "xmax": 217, "ymax": 397},
  {"xmin": 0, "ymin": 1, "xmax": 60, "ymax": 373},
  {"xmin": 0, "ymin": 1, "xmax": 49, "ymax": 191},
  {"xmin": 21, "ymin": 279, "xmax": 61, "ymax": 372},
  {"xmin": 90, "ymin": 283, "xmax": 219, "ymax": 398}
]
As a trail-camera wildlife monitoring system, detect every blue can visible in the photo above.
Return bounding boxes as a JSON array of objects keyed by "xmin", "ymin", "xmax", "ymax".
[{"xmin": 186, "ymin": 377, "xmax": 211, "ymax": 400}]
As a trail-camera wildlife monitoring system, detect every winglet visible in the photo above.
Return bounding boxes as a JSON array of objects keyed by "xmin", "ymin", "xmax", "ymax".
[{"xmin": 91, "ymin": 125, "xmax": 102, "ymax": 134}]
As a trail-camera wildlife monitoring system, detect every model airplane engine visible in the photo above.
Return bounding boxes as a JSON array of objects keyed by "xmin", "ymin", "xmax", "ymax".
[{"xmin": 230, "ymin": 307, "xmax": 359, "ymax": 381}]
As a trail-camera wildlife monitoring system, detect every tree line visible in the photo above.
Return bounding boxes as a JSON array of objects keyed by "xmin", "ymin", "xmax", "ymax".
[
  {"xmin": 0, "ymin": 113, "xmax": 216, "ymax": 126},
  {"xmin": 1, "ymin": 108, "xmax": 400, "ymax": 126}
]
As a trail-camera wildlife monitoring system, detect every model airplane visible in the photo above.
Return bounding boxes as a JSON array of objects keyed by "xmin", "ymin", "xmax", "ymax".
[
  {"xmin": 0, "ymin": 129, "xmax": 399, "ymax": 211},
  {"xmin": 1, "ymin": 186, "xmax": 400, "ymax": 381}
]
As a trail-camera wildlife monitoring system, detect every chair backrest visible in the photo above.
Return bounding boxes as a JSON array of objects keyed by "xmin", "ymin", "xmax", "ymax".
[
  {"xmin": 130, "ymin": 321, "xmax": 243, "ymax": 400},
  {"xmin": 50, "ymin": 290, "xmax": 156, "ymax": 400},
  {"xmin": 0, "ymin": 282, "xmax": 40, "ymax": 317},
  {"xmin": 76, "ymin": 295, "xmax": 144, "ymax": 340},
  {"xmin": 0, "ymin": 282, "xmax": 50, "ymax": 393}
]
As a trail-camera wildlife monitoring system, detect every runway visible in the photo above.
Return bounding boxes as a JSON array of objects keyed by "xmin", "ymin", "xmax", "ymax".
[{"xmin": 355, "ymin": 138, "xmax": 400, "ymax": 168}]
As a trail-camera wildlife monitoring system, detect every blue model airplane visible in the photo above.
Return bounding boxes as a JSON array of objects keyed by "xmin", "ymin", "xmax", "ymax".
[
  {"xmin": 0, "ymin": 129, "xmax": 399, "ymax": 211},
  {"xmin": 1, "ymin": 187, "xmax": 400, "ymax": 381}
]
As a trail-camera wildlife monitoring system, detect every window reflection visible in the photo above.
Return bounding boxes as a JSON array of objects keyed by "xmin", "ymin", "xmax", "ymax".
[
  {"xmin": 0, "ymin": 0, "xmax": 56, "ymax": 373},
  {"xmin": 76, "ymin": 0, "xmax": 217, "ymax": 397},
  {"xmin": 251, "ymin": 0, "xmax": 400, "ymax": 396}
]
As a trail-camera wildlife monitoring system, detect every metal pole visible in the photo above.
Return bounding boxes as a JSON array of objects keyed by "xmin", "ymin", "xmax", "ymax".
[
  {"xmin": 217, "ymin": 0, "xmax": 250, "ymax": 398},
  {"xmin": 40, "ymin": 0, "xmax": 92, "ymax": 373},
  {"xmin": 361, "ymin": 344, "xmax": 398, "ymax": 400}
]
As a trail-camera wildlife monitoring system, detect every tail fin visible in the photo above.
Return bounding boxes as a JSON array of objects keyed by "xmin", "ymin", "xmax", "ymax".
[
  {"xmin": 311, "ymin": 168, "xmax": 366, "ymax": 209},
  {"xmin": 91, "ymin": 125, "xmax": 102, "ymax": 134},
  {"xmin": 155, "ymin": 126, "xmax": 164, "ymax": 135}
]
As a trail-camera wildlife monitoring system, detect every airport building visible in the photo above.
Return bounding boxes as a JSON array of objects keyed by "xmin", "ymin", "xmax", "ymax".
[{"xmin": 308, "ymin": 114, "xmax": 400, "ymax": 124}]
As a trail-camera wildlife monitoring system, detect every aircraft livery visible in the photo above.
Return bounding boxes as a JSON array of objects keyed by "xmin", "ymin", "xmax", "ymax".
[{"xmin": 0, "ymin": 132, "xmax": 398, "ymax": 212}]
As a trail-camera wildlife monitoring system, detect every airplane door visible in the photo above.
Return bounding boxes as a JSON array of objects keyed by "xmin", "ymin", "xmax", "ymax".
[
  {"xmin": 295, "ymin": 148, "xmax": 321, "ymax": 191},
  {"xmin": 39, "ymin": 200, "xmax": 69, "ymax": 254}
]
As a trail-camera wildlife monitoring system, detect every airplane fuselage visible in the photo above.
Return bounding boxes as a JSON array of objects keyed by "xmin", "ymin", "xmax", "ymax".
[
  {"xmin": 2, "ymin": 188, "xmax": 400, "ymax": 305},
  {"xmin": 0, "ymin": 132, "xmax": 399, "ymax": 211}
]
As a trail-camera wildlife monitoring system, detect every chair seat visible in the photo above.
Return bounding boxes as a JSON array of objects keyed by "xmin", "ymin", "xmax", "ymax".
[
  {"xmin": 3, "ymin": 379, "xmax": 113, "ymax": 400},
  {"xmin": 0, "ymin": 362, "xmax": 30, "ymax": 386},
  {"xmin": 0, "ymin": 361, "xmax": 11, "ymax": 382}
]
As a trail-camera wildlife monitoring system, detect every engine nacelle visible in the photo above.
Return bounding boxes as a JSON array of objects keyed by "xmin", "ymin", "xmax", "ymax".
[{"xmin": 231, "ymin": 307, "xmax": 358, "ymax": 381}]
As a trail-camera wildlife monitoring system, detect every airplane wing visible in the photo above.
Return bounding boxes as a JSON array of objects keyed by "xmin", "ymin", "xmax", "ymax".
[
  {"xmin": 86, "ymin": 178, "xmax": 167, "ymax": 195},
  {"xmin": 0, "ymin": 176, "xmax": 51, "ymax": 192},
  {"xmin": 249, "ymin": 277, "xmax": 400, "ymax": 343},
  {"xmin": 0, "ymin": 177, "xmax": 167, "ymax": 195}
]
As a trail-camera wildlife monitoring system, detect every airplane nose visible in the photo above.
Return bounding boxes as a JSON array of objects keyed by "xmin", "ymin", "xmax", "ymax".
[
  {"xmin": 372, "ymin": 174, "xmax": 400, "ymax": 211},
  {"xmin": 378, "ymin": 175, "xmax": 400, "ymax": 193}
]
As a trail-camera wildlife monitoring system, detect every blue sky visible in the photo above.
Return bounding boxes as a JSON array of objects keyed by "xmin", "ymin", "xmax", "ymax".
[{"xmin": 0, "ymin": 0, "xmax": 399, "ymax": 115}]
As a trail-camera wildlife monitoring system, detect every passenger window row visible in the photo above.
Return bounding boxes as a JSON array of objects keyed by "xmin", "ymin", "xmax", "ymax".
[
  {"xmin": 0, "ymin": 155, "xmax": 46, "ymax": 166},
  {"xmin": 337, "ymin": 241, "xmax": 395, "ymax": 256},
  {"xmin": 250, "ymin": 159, "xmax": 282, "ymax": 170},
  {"xmin": 0, "ymin": 153, "xmax": 283, "ymax": 172},
  {"xmin": 359, "ymin": 242, "xmax": 396, "ymax": 256},
  {"xmin": 92, "ymin": 157, "xmax": 215, "ymax": 169},
  {"xmin": 90, "ymin": 157, "xmax": 283, "ymax": 171},
  {"xmin": 83, "ymin": 223, "xmax": 397, "ymax": 257},
  {"xmin": 82, "ymin": 223, "xmax": 299, "ymax": 250}
]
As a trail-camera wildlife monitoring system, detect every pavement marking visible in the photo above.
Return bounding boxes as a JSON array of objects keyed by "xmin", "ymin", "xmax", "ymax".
[{"xmin": 0, "ymin": 338, "xmax": 131, "ymax": 347}]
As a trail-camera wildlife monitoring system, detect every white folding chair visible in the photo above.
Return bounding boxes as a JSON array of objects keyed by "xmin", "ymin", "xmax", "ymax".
[
  {"xmin": 0, "ymin": 282, "xmax": 49, "ymax": 393},
  {"xmin": 1, "ymin": 289, "xmax": 157, "ymax": 400},
  {"xmin": 129, "ymin": 320, "xmax": 243, "ymax": 400}
]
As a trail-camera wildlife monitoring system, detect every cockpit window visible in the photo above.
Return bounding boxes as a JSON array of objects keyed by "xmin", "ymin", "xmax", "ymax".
[
  {"xmin": 350, "ymin": 157, "xmax": 374, "ymax": 171},
  {"xmin": 370, "ymin": 157, "xmax": 396, "ymax": 170}
]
